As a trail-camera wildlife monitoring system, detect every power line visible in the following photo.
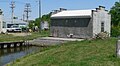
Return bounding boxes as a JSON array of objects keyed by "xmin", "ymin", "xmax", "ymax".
[
  {"xmin": 10, "ymin": 1, "xmax": 15, "ymax": 23},
  {"xmin": 38, "ymin": 0, "xmax": 41, "ymax": 31},
  {"xmin": 22, "ymin": 13, "xmax": 25, "ymax": 21},
  {"xmin": 0, "ymin": 1, "xmax": 25, "ymax": 4},
  {"xmin": 1, "ymin": 0, "xmax": 38, "ymax": 21},
  {"xmin": 24, "ymin": 3, "xmax": 31, "ymax": 23},
  {"xmin": 39, "ymin": 0, "xmax": 41, "ymax": 18}
]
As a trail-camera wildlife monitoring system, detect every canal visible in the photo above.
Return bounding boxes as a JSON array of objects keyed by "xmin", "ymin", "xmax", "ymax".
[{"xmin": 0, "ymin": 46, "xmax": 40, "ymax": 66}]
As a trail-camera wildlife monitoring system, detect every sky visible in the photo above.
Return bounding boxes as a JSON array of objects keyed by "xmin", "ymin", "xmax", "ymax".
[{"xmin": 0, "ymin": 0, "xmax": 118, "ymax": 20}]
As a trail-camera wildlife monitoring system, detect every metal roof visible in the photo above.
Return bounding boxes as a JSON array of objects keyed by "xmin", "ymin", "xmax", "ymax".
[{"xmin": 51, "ymin": 10, "xmax": 92, "ymax": 18}]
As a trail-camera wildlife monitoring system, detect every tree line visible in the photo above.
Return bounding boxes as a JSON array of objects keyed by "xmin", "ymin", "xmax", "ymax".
[{"xmin": 110, "ymin": 2, "xmax": 120, "ymax": 37}]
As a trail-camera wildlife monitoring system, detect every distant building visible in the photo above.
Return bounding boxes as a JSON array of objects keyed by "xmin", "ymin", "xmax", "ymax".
[
  {"xmin": 4, "ymin": 19, "xmax": 28, "ymax": 28},
  {"xmin": 0, "ymin": 9, "xmax": 6, "ymax": 33},
  {"xmin": 41, "ymin": 21, "xmax": 49, "ymax": 30},
  {"xmin": 50, "ymin": 6, "xmax": 111, "ymax": 38}
]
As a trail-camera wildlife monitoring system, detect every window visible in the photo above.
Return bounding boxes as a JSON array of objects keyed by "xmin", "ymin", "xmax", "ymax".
[
  {"xmin": 51, "ymin": 18, "xmax": 90, "ymax": 27},
  {"xmin": 101, "ymin": 22, "xmax": 104, "ymax": 32},
  {"xmin": 2, "ymin": 22, "xmax": 6, "ymax": 28}
]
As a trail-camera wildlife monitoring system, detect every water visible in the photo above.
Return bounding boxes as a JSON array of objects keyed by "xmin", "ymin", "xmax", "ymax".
[{"xmin": 0, "ymin": 46, "xmax": 40, "ymax": 66}]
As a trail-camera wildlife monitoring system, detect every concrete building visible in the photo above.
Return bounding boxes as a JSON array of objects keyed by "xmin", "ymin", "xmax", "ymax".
[
  {"xmin": 0, "ymin": 9, "xmax": 6, "ymax": 33},
  {"xmin": 50, "ymin": 6, "xmax": 111, "ymax": 38},
  {"xmin": 4, "ymin": 19, "xmax": 28, "ymax": 28},
  {"xmin": 41, "ymin": 21, "xmax": 49, "ymax": 30}
]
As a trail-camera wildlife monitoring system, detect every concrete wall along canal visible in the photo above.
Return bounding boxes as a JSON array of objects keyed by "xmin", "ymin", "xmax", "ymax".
[{"xmin": 0, "ymin": 41, "xmax": 30, "ymax": 49}]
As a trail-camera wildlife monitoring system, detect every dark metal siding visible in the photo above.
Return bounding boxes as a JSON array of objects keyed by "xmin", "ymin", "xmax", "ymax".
[{"xmin": 51, "ymin": 18, "xmax": 90, "ymax": 27}]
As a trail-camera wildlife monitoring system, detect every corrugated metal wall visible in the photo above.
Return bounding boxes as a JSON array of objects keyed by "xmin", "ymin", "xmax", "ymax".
[{"xmin": 51, "ymin": 18, "xmax": 90, "ymax": 27}]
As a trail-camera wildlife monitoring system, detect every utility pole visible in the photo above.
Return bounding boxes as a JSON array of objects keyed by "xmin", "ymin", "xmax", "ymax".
[
  {"xmin": 39, "ymin": 0, "xmax": 41, "ymax": 18},
  {"xmin": 10, "ymin": 1, "xmax": 15, "ymax": 24},
  {"xmin": 24, "ymin": 3, "xmax": 31, "ymax": 23},
  {"xmin": 23, "ymin": 14, "xmax": 25, "ymax": 21},
  {"xmin": 38, "ymin": 0, "xmax": 41, "ymax": 31}
]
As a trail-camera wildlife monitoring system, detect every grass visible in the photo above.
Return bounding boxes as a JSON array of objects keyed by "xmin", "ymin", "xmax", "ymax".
[
  {"xmin": 0, "ymin": 30, "xmax": 49, "ymax": 42},
  {"xmin": 7, "ymin": 38, "xmax": 120, "ymax": 66}
]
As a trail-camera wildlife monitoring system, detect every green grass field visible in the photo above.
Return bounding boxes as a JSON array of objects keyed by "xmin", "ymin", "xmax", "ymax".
[
  {"xmin": 7, "ymin": 38, "xmax": 120, "ymax": 66},
  {"xmin": 0, "ymin": 31, "xmax": 49, "ymax": 42}
]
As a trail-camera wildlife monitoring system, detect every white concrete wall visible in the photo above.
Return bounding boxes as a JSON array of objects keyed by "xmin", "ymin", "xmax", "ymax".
[
  {"xmin": 0, "ymin": 11, "xmax": 6, "ymax": 33},
  {"xmin": 0, "ymin": 15, "xmax": 3, "ymax": 33},
  {"xmin": 41, "ymin": 21, "xmax": 49, "ymax": 30},
  {"xmin": 93, "ymin": 9, "xmax": 111, "ymax": 37}
]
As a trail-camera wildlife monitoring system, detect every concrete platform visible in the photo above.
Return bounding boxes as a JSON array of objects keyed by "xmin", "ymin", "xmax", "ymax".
[
  {"xmin": 40, "ymin": 37, "xmax": 84, "ymax": 41},
  {"xmin": 28, "ymin": 37, "xmax": 84, "ymax": 46}
]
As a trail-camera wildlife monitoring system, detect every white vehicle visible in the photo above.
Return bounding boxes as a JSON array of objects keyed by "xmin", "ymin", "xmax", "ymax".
[{"xmin": 7, "ymin": 25, "xmax": 22, "ymax": 32}]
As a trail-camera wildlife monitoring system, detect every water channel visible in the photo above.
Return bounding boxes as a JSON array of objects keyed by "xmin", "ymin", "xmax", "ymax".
[{"xmin": 0, "ymin": 46, "xmax": 40, "ymax": 66}]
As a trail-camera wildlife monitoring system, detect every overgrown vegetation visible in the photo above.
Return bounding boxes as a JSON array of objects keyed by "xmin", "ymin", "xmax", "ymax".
[
  {"xmin": 110, "ymin": 2, "xmax": 120, "ymax": 37},
  {"xmin": 111, "ymin": 26, "xmax": 120, "ymax": 37},
  {"xmin": 7, "ymin": 38, "xmax": 120, "ymax": 66},
  {"xmin": 29, "ymin": 13, "xmax": 51, "ymax": 29}
]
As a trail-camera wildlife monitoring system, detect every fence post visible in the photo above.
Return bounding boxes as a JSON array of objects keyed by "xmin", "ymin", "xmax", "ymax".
[{"xmin": 116, "ymin": 40, "xmax": 120, "ymax": 57}]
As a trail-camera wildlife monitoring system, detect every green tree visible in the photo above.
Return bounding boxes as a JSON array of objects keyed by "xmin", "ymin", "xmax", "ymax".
[
  {"xmin": 34, "ymin": 17, "xmax": 41, "ymax": 28},
  {"xmin": 28, "ymin": 12, "xmax": 51, "ymax": 31},
  {"xmin": 28, "ymin": 20, "xmax": 35, "ymax": 29},
  {"xmin": 110, "ymin": 2, "xmax": 120, "ymax": 37},
  {"xmin": 110, "ymin": 2, "xmax": 120, "ymax": 26},
  {"xmin": 34, "ymin": 12, "xmax": 51, "ymax": 28},
  {"xmin": 42, "ymin": 12, "xmax": 51, "ymax": 22}
]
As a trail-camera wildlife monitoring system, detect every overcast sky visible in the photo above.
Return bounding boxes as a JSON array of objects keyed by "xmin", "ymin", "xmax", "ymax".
[{"xmin": 0, "ymin": 0, "xmax": 118, "ymax": 20}]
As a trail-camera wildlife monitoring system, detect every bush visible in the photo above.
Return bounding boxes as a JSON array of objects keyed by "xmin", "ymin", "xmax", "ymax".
[{"xmin": 111, "ymin": 26, "xmax": 120, "ymax": 37}]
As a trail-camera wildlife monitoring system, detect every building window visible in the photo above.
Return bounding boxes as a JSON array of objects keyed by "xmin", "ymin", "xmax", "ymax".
[
  {"xmin": 66, "ymin": 20, "xmax": 68, "ymax": 22},
  {"xmin": 51, "ymin": 18, "xmax": 90, "ymax": 27},
  {"xmin": 101, "ymin": 22, "xmax": 104, "ymax": 32},
  {"xmin": 2, "ymin": 22, "xmax": 6, "ymax": 28},
  {"xmin": 74, "ymin": 20, "xmax": 77, "ymax": 23}
]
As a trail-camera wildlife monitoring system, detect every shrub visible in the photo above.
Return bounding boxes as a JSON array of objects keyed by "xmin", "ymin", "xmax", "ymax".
[{"xmin": 111, "ymin": 26, "xmax": 120, "ymax": 37}]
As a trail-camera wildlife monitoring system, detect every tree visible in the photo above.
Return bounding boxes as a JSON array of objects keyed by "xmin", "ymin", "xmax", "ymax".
[
  {"xmin": 42, "ymin": 12, "xmax": 51, "ymax": 22},
  {"xmin": 110, "ymin": 2, "xmax": 120, "ymax": 37},
  {"xmin": 28, "ymin": 12, "xmax": 51, "ymax": 30},
  {"xmin": 110, "ymin": 2, "xmax": 120, "ymax": 26},
  {"xmin": 34, "ymin": 12, "xmax": 51, "ymax": 28},
  {"xmin": 34, "ymin": 17, "xmax": 41, "ymax": 28},
  {"xmin": 28, "ymin": 20, "xmax": 35, "ymax": 29}
]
